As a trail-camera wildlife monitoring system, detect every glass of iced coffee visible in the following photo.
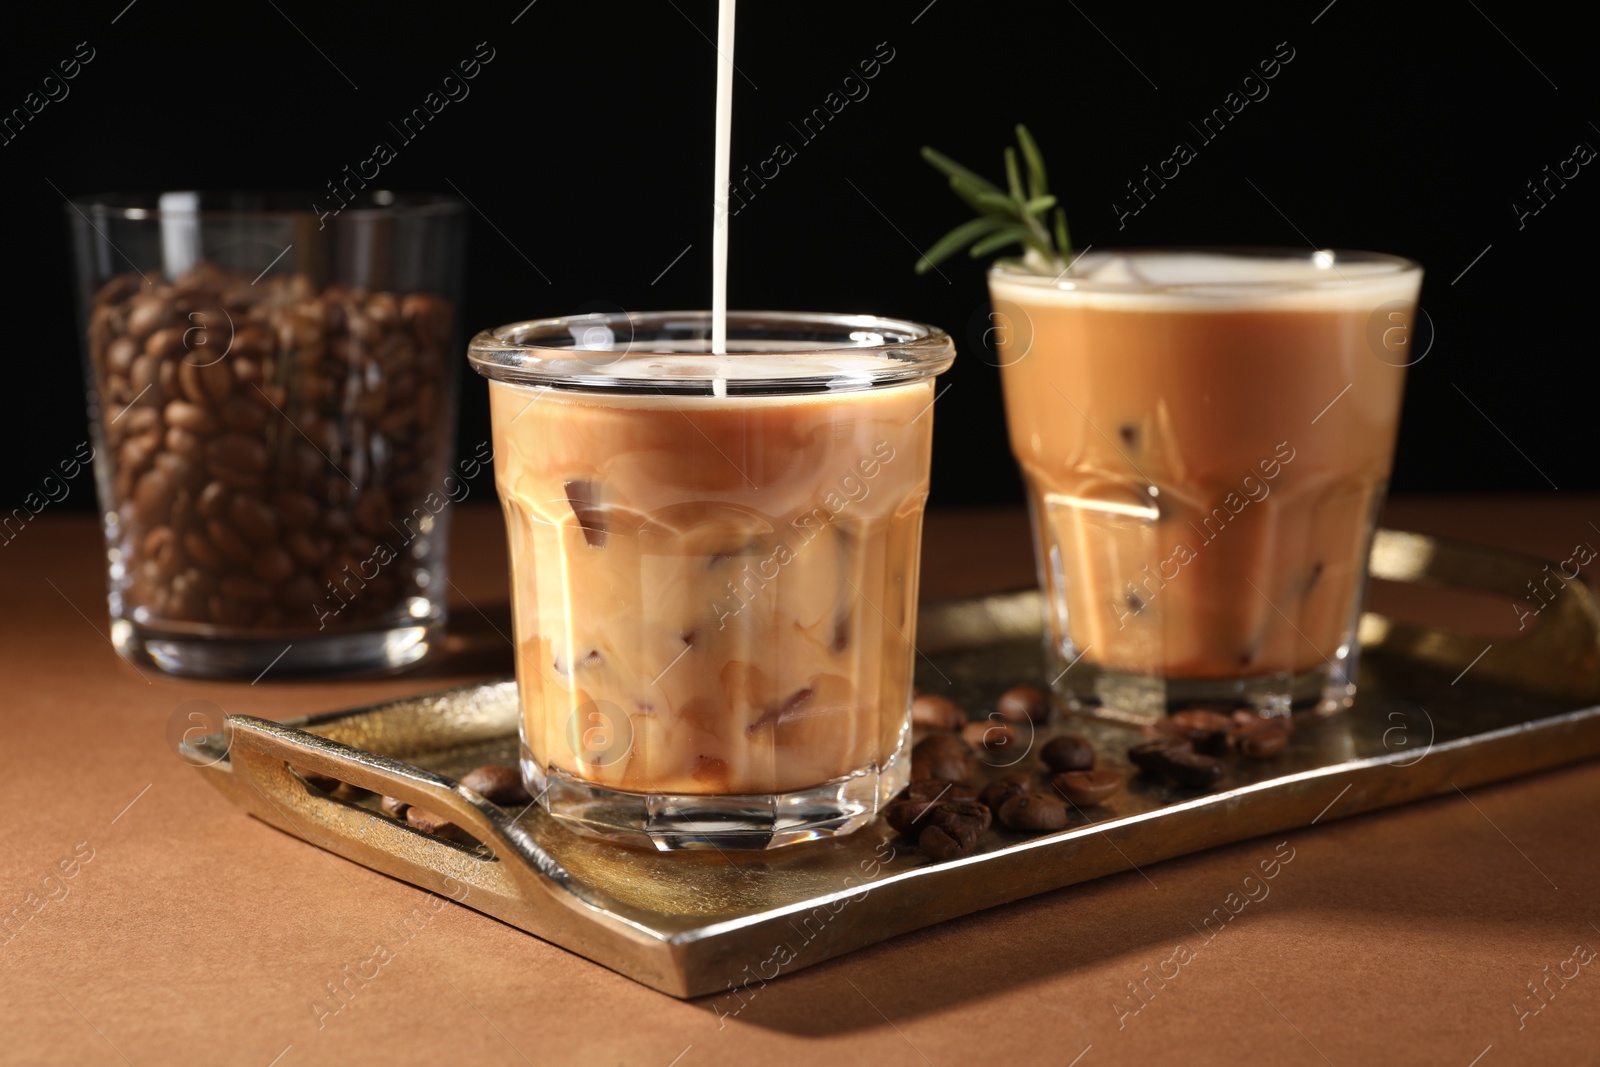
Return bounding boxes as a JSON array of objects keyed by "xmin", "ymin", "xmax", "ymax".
[
  {"xmin": 469, "ymin": 311, "xmax": 954, "ymax": 849},
  {"xmin": 988, "ymin": 249, "xmax": 1422, "ymax": 721}
]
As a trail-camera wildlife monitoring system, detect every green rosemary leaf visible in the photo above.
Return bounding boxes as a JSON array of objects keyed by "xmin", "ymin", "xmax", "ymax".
[
  {"xmin": 920, "ymin": 146, "xmax": 1002, "ymax": 197},
  {"xmin": 973, "ymin": 188, "xmax": 1022, "ymax": 217},
  {"xmin": 919, "ymin": 128, "xmax": 1072, "ymax": 275},
  {"xmin": 916, "ymin": 216, "xmax": 1005, "ymax": 273},
  {"xmin": 1053, "ymin": 207, "xmax": 1071, "ymax": 264},
  {"xmin": 1016, "ymin": 124, "xmax": 1047, "ymax": 201},
  {"xmin": 1004, "ymin": 147, "xmax": 1024, "ymax": 203},
  {"xmin": 969, "ymin": 225, "xmax": 1033, "ymax": 258}
]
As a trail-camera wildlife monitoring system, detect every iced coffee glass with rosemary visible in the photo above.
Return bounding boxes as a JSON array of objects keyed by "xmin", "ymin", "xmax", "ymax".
[
  {"xmin": 470, "ymin": 311, "xmax": 954, "ymax": 850},
  {"xmin": 920, "ymin": 129, "xmax": 1421, "ymax": 721}
]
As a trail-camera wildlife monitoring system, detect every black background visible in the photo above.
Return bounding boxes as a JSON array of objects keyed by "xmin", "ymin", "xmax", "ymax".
[{"xmin": 5, "ymin": 0, "xmax": 1593, "ymax": 513}]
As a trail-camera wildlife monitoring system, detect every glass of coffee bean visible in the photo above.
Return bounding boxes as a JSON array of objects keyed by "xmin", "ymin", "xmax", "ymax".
[{"xmin": 67, "ymin": 190, "xmax": 466, "ymax": 677}]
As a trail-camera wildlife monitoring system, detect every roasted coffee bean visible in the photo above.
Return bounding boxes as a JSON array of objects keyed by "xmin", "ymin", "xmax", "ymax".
[
  {"xmin": 145, "ymin": 325, "xmax": 187, "ymax": 361},
  {"xmin": 231, "ymin": 324, "xmax": 269, "ymax": 358},
  {"xmin": 206, "ymin": 519, "xmax": 255, "ymax": 567},
  {"xmin": 1233, "ymin": 708, "xmax": 1294, "ymax": 735},
  {"xmin": 219, "ymin": 574, "xmax": 270, "ymax": 602},
  {"xmin": 1052, "ymin": 770, "xmax": 1124, "ymax": 806},
  {"xmin": 979, "ymin": 771, "xmax": 1033, "ymax": 812},
  {"xmin": 962, "ymin": 718, "xmax": 1018, "ymax": 752},
  {"xmin": 280, "ymin": 574, "xmax": 320, "ymax": 611},
  {"xmin": 254, "ymin": 547, "xmax": 296, "ymax": 584},
  {"xmin": 164, "ymin": 425, "xmax": 203, "ymax": 460},
  {"xmin": 126, "ymin": 294, "xmax": 172, "ymax": 339},
  {"xmin": 128, "ymin": 354, "xmax": 162, "ymax": 404},
  {"xmin": 274, "ymin": 490, "xmax": 320, "ymax": 528},
  {"xmin": 165, "ymin": 399, "xmax": 217, "ymax": 435},
  {"xmin": 106, "ymin": 336, "xmax": 139, "ymax": 375},
  {"xmin": 208, "ymin": 594, "xmax": 256, "ymax": 627},
  {"xmin": 143, "ymin": 526, "xmax": 183, "ymax": 580},
  {"xmin": 1235, "ymin": 722, "xmax": 1290, "ymax": 759},
  {"xmin": 229, "ymin": 494, "xmax": 278, "ymax": 545},
  {"xmin": 322, "ymin": 508, "xmax": 353, "ymax": 540},
  {"xmin": 182, "ymin": 530, "xmax": 223, "ymax": 571},
  {"xmin": 206, "ymin": 433, "xmax": 269, "ymax": 477},
  {"xmin": 354, "ymin": 489, "xmax": 392, "ymax": 536},
  {"xmin": 911, "ymin": 733, "xmax": 972, "ymax": 782},
  {"xmin": 132, "ymin": 466, "xmax": 176, "ymax": 526},
  {"xmin": 123, "ymin": 406, "xmax": 161, "ymax": 437},
  {"xmin": 380, "ymin": 795, "xmax": 409, "ymax": 818},
  {"xmin": 996, "ymin": 684, "xmax": 1051, "ymax": 724},
  {"xmin": 459, "ymin": 765, "xmax": 532, "ymax": 806},
  {"xmin": 998, "ymin": 792, "xmax": 1069, "ymax": 832},
  {"xmin": 911, "ymin": 693, "xmax": 968, "ymax": 731},
  {"xmin": 291, "ymin": 766, "xmax": 340, "ymax": 792},
  {"xmin": 1161, "ymin": 749, "xmax": 1227, "ymax": 789},
  {"xmin": 885, "ymin": 799, "xmax": 941, "ymax": 835},
  {"xmin": 197, "ymin": 480, "xmax": 230, "ymax": 520},
  {"xmin": 1128, "ymin": 738, "xmax": 1192, "ymax": 773},
  {"xmin": 405, "ymin": 806, "xmax": 464, "ymax": 840},
  {"xmin": 1153, "ymin": 709, "xmax": 1234, "ymax": 753},
  {"xmin": 216, "ymin": 395, "xmax": 266, "ymax": 433},
  {"xmin": 1040, "ymin": 734, "xmax": 1095, "ymax": 773},
  {"xmin": 898, "ymin": 779, "xmax": 978, "ymax": 804},
  {"xmin": 927, "ymin": 799, "xmax": 992, "ymax": 836},
  {"xmin": 919, "ymin": 821, "xmax": 978, "ymax": 861},
  {"xmin": 167, "ymin": 569, "xmax": 209, "ymax": 621}
]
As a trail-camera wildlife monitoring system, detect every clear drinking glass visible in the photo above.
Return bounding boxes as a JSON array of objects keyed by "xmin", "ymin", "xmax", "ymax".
[
  {"xmin": 469, "ymin": 311, "xmax": 955, "ymax": 850},
  {"xmin": 68, "ymin": 191, "xmax": 466, "ymax": 677},
  {"xmin": 987, "ymin": 249, "xmax": 1422, "ymax": 721}
]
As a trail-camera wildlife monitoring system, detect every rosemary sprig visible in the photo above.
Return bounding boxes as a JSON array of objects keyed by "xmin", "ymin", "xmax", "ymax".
[{"xmin": 916, "ymin": 124, "xmax": 1071, "ymax": 275}]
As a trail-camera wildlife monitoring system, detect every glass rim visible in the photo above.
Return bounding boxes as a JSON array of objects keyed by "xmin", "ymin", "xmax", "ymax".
[
  {"xmin": 468, "ymin": 309, "xmax": 956, "ymax": 396},
  {"xmin": 989, "ymin": 246, "xmax": 1422, "ymax": 293},
  {"xmin": 64, "ymin": 189, "xmax": 463, "ymax": 221}
]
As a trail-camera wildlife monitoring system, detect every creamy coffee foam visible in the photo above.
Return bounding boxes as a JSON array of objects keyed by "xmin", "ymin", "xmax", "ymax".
[{"xmin": 991, "ymin": 251, "xmax": 1420, "ymax": 311}]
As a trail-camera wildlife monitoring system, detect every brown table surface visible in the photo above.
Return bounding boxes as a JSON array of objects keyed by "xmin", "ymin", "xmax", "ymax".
[{"xmin": 4, "ymin": 497, "xmax": 1599, "ymax": 1066}]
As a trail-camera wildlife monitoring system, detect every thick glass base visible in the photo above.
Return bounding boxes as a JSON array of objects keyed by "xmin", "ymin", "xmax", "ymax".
[
  {"xmin": 1052, "ymin": 645, "xmax": 1357, "ymax": 726},
  {"xmin": 523, "ymin": 736, "xmax": 910, "ymax": 852},
  {"xmin": 110, "ymin": 617, "xmax": 442, "ymax": 679}
]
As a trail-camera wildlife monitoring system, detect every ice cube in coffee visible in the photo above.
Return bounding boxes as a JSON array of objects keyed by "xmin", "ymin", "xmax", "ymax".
[{"xmin": 470, "ymin": 312, "xmax": 955, "ymax": 849}]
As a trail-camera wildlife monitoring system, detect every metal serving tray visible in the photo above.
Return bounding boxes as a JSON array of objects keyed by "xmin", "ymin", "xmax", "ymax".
[{"xmin": 188, "ymin": 529, "xmax": 1600, "ymax": 999}]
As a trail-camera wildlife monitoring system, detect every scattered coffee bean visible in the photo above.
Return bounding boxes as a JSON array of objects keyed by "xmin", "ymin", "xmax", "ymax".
[
  {"xmin": 459, "ymin": 764, "xmax": 533, "ymax": 806},
  {"xmin": 1234, "ymin": 722, "xmax": 1290, "ymax": 759},
  {"xmin": 979, "ymin": 771, "xmax": 1033, "ymax": 812},
  {"xmin": 1162, "ymin": 749, "xmax": 1228, "ymax": 789},
  {"xmin": 962, "ymin": 718, "xmax": 1018, "ymax": 752},
  {"xmin": 1233, "ymin": 708, "xmax": 1294, "ymax": 735},
  {"xmin": 1052, "ymin": 769, "xmax": 1124, "ymax": 806},
  {"xmin": 292, "ymin": 765, "xmax": 340, "ymax": 792},
  {"xmin": 1040, "ymin": 734, "xmax": 1095, "ymax": 773},
  {"xmin": 927, "ymin": 799, "xmax": 993, "ymax": 836},
  {"xmin": 899, "ymin": 779, "xmax": 978, "ymax": 804},
  {"xmin": 996, "ymin": 684, "xmax": 1051, "ymax": 725},
  {"xmin": 919, "ymin": 821, "xmax": 978, "ymax": 861},
  {"xmin": 998, "ymin": 792, "xmax": 1069, "ymax": 832},
  {"xmin": 911, "ymin": 693, "xmax": 968, "ymax": 731},
  {"xmin": 885, "ymin": 798, "xmax": 942, "ymax": 835},
  {"xmin": 1149, "ymin": 709, "xmax": 1233, "ymax": 754},
  {"xmin": 405, "ymin": 806, "xmax": 464, "ymax": 840},
  {"xmin": 1128, "ymin": 738, "xmax": 1192, "ymax": 773},
  {"xmin": 911, "ymin": 733, "xmax": 972, "ymax": 782}
]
